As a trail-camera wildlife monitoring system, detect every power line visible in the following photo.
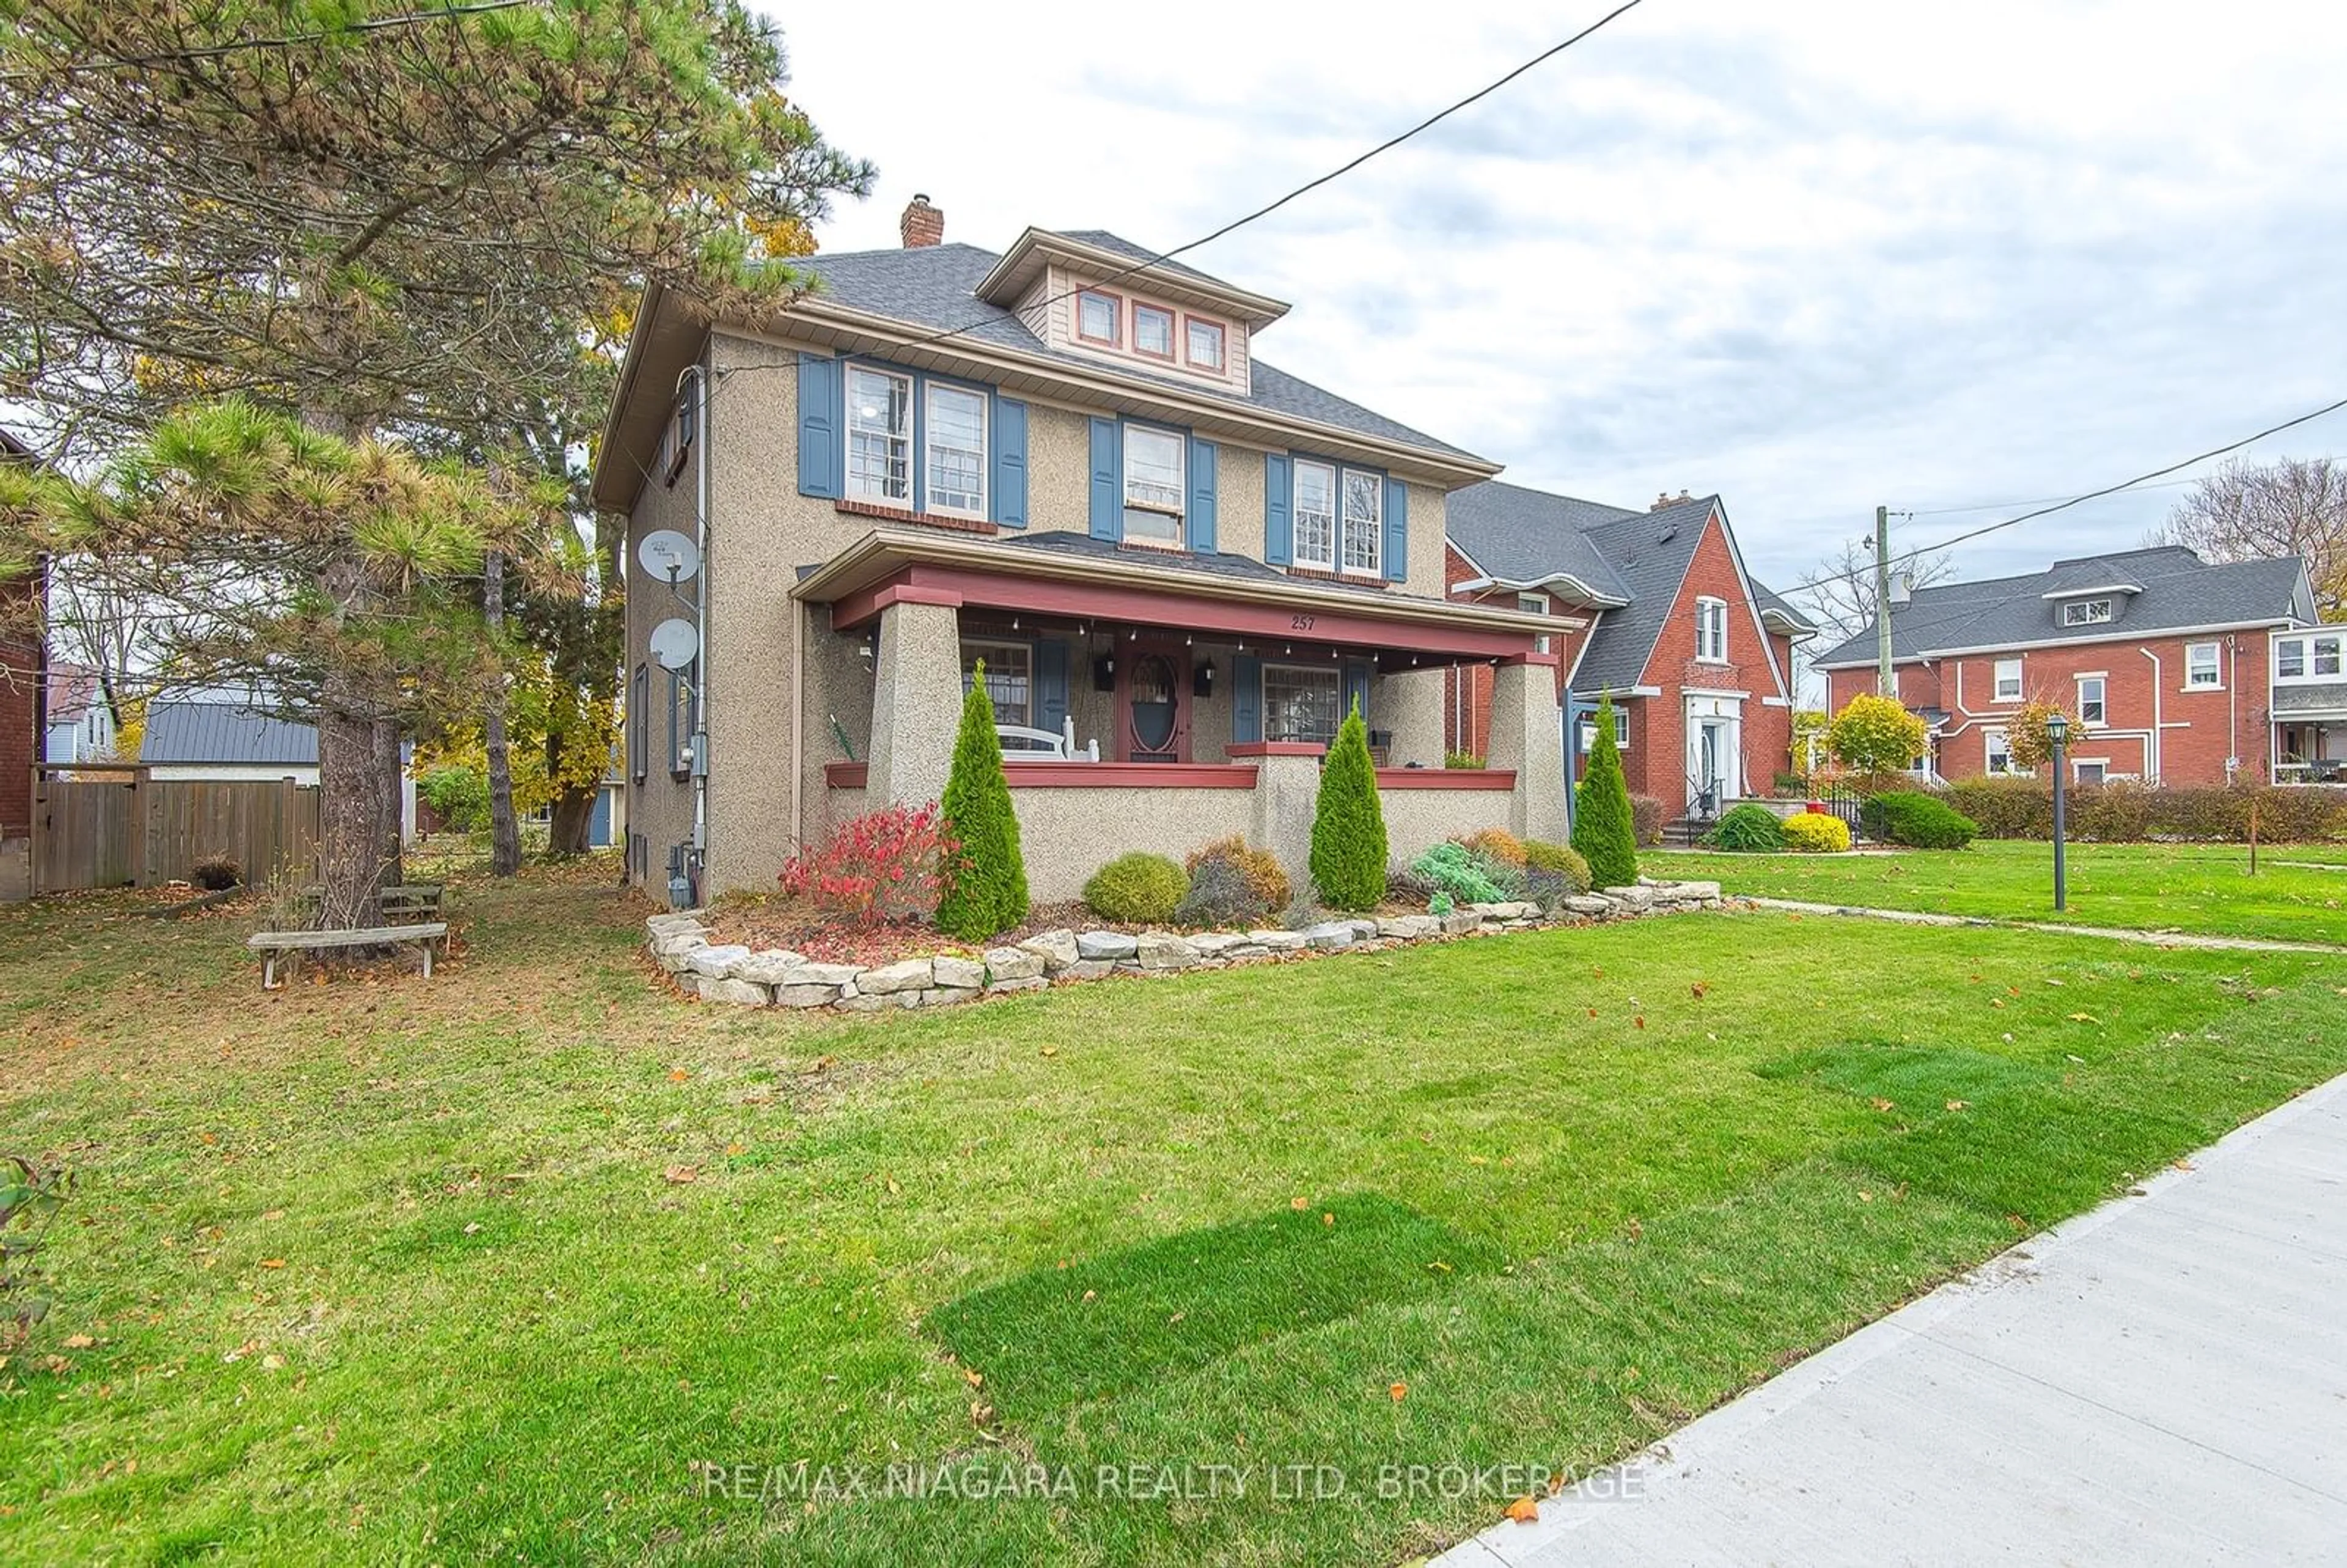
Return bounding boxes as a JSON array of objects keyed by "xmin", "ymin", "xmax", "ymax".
[
  {"xmin": 634, "ymin": 0, "xmax": 1653, "ymax": 493},
  {"xmin": 0, "ymin": 1, "xmax": 531, "ymax": 82},
  {"xmin": 1903, "ymin": 456, "xmax": 2347, "ymax": 518}
]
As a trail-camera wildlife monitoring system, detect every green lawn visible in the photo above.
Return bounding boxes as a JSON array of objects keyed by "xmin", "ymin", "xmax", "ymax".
[
  {"xmin": 2, "ymin": 865, "xmax": 2344, "ymax": 1564},
  {"xmin": 1659, "ymin": 838, "xmax": 2347, "ymax": 945}
]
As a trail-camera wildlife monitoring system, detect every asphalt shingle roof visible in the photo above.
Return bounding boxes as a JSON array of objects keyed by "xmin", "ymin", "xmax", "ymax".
[
  {"xmin": 793, "ymin": 241, "xmax": 1482, "ymax": 463},
  {"xmin": 1810, "ymin": 546, "xmax": 2315, "ymax": 667},
  {"xmin": 138, "ymin": 700, "xmax": 317, "ymax": 766},
  {"xmin": 1569, "ymin": 496, "xmax": 1730, "ymax": 696},
  {"xmin": 1443, "ymin": 480, "xmax": 1635, "ymax": 602}
]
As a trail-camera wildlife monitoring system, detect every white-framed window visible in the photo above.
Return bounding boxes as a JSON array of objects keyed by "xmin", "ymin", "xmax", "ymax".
[
  {"xmin": 1994, "ymin": 658, "xmax": 2024, "ymax": 702},
  {"xmin": 924, "ymin": 383, "xmax": 987, "ymax": 519},
  {"xmin": 846, "ymin": 365, "xmax": 913, "ymax": 504},
  {"xmin": 2074, "ymin": 760, "xmax": 2108, "ymax": 785},
  {"xmin": 1293, "ymin": 460, "xmax": 1337, "ymax": 570},
  {"xmin": 1076, "ymin": 289, "xmax": 1121, "ymax": 346},
  {"xmin": 2316, "ymin": 635, "xmax": 2342, "ymax": 678},
  {"xmin": 1579, "ymin": 709, "xmax": 1630, "ymax": 753},
  {"xmin": 1341, "ymin": 469, "xmax": 1383, "ymax": 576},
  {"xmin": 2060, "ymin": 598, "xmax": 2115, "ymax": 626},
  {"xmin": 1695, "ymin": 597, "xmax": 1729, "ymax": 663},
  {"xmin": 1519, "ymin": 592, "xmax": 1551, "ymax": 655},
  {"xmin": 1122, "ymin": 424, "xmax": 1186, "ymax": 544},
  {"xmin": 1263, "ymin": 663, "xmax": 1342, "ymax": 746},
  {"xmin": 960, "ymin": 639, "xmax": 1032, "ymax": 729},
  {"xmin": 1986, "ymin": 727, "xmax": 2013, "ymax": 775},
  {"xmin": 1133, "ymin": 303, "xmax": 1175, "ymax": 360},
  {"xmin": 1186, "ymin": 317, "xmax": 1224, "ymax": 370},
  {"xmin": 2077, "ymin": 675, "xmax": 2106, "ymax": 726},
  {"xmin": 2185, "ymin": 641, "xmax": 2223, "ymax": 690}
]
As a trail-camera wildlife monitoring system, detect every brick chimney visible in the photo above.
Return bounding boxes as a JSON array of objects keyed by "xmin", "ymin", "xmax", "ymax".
[
  {"xmin": 1649, "ymin": 488, "xmax": 1694, "ymax": 511},
  {"xmin": 900, "ymin": 193, "xmax": 944, "ymax": 249}
]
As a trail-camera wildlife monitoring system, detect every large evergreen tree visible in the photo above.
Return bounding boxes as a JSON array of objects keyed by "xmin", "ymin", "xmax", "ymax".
[
  {"xmin": 1573, "ymin": 692, "xmax": 1639, "ymax": 889},
  {"xmin": 935, "ymin": 664, "xmax": 1029, "ymax": 941},
  {"xmin": 1309, "ymin": 698, "xmax": 1388, "ymax": 912},
  {"xmin": 0, "ymin": 1, "xmax": 870, "ymax": 924}
]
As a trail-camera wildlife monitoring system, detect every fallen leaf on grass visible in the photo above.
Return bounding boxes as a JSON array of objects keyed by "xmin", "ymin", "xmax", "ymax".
[
  {"xmin": 1945, "ymin": 1100, "xmax": 1969, "ymax": 1112},
  {"xmin": 2173, "ymin": 1159, "xmax": 2195, "ymax": 1172},
  {"xmin": 667, "ymin": 1069, "xmax": 690, "ymax": 1083},
  {"xmin": 663, "ymin": 1166, "xmax": 699, "ymax": 1185},
  {"xmin": 1869, "ymin": 1097, "xmax": 1895, "ymax": 1112},
  {"xmin": 963, "ymin": 1368, "xmax": 983, "ymax": 1387},
  {"xmin": 2067, "ymin": 1013, "xmax": 2101, "ymax": 1025},
  {"xmin": 1389, "ymin": 1382, "xmax": 1408, "ymax": 1402},
  {"xmin": 62, "ymin": 1334, "xmax": 95, "ymax": 1350},
  {"xmin": 1505, "ymin": 1496, "xmax": 1540, "ymax": 1524},
  {"xmin": 1291, "ymin": 1196, "xmax": 1309, "ymax": 1211},
  {"xmin": 1040, "ymin": 1046, "xmax": 1057, "ymax": 1058},
  {"xmin": 1323, "ymin": 1212, "xmax": 1334, "ymax": 1227},
  {"xmin": 259, "ymin": 1259, "xmax": 285, "ymax": 1270},
  {"xmin": 1690, "ymin": 981, "xmax": 1709, "ymax": 999},
  {"xmin": 725, "ymin": 1143, "xmax": 745, "ymax": 1157}
]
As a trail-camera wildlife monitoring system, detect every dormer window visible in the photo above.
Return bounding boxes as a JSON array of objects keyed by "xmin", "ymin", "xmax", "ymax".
[
  {"xmin": 2060, "ymin": 598, "xmax": 2115, "ymax": 626},
  {"xmin": 1076, "ymin": 289, "xmax": 1120, "ymax": 346},
  {"xmin": 1133, "ymin": 304, "xmax": 1175, "ymax": 361},
  {"xmin": 1186, "ymin": 318, "xmax": 1225, "ymax": 370}
]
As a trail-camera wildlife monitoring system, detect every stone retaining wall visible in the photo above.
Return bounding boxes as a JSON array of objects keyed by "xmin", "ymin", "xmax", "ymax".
[{"xmin": 644, "ymin": 881, "xmax": 1727, "ymax": 1012}]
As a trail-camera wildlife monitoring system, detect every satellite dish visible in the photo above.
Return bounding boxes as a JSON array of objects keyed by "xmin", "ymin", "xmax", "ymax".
[
  {"xmin": 638, "ymin": 529, "xmax": 700, "ymax": 584},
  {"xmin": 649, "ymin": 617, "xmax": 699, "ymax": 672}
]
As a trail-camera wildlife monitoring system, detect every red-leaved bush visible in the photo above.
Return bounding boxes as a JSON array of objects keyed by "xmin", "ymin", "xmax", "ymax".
[{"xmin": 778, "ymin": 803, "xmax": 959, "ymax": 925}]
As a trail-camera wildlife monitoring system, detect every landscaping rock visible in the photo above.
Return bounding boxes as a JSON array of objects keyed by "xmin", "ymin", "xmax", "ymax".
[
  {"xmin": 1224, "ymin": 943, "xmax": 1270, "ymax": 959},
  {"xmin": 931, "ymin": 955, "xmax": 985, "ymax": 991},
  {"xmin": 1657, "ymin": 879, "xmax": 1722, "ymax": 903},
  {"xmin": 793, "ymin": 962, "xmax": 864, "ymax": 988},
  {"xmin": 925, "ymin": 986, "xmax": 981, "ymax": 1007},
  {"xmin": 1019, "ymin": 929, "xmax": 1080, "ymax": 972},
  {"xmin": 983, "ymin": 946, "xmax": 1044, "ymax": 982},
  {"xmin": 774, "ymin": 983, "xmax": 843, "ymax": 1008},
  {"xmin": 1062, "ymin": 959, "xmax": 1117, "ymax": 981},
  {"xmin": 1343, "ymin": 918, "xmax": 1380, "ymax": 941},
  {"xmin": 859, "ymin": 958, "xmax": 934, "ymax": 995},
  {"xmin": 987, "ymin": 975, "xmax": 1049, "ymax": 994},
  {"xmin": 1563, "ymin": 895, "xmax": 1614, "ymax": 917},
  {"xmin": 1603, "ymin": 885, "xmax": 1655, "ymax": 911},
  {"xmin": 645, "ymin": 914, "xmax": 706, "ymax": 938},
  {"xmin": 1438, "ymin": 910, "xmax": 1483, "ymax": 936},
  {"xmin": 1378, "ymin": 915, "xmax": 1441, "ymax": 940},
  {"xmin": 697, "ymin": 975, "xmax": 769, "ymax": 1007},
  {"xmin": 1301, "ymin": 921, "xmax": 1357, "ymax": 950},
  {"xmin": 1245, "ymin": 929, "xmax": 1309, "ymax": 951},
  {"xmin": 729, "ymin": 950, "xmax": 809, "ymax": 984},
  {"xmin": 1187, "ymin": 932, "xmax": 1251, "ymax": 957},
  {"xmin": 685, "ymin": 944, "xmax": 752, "ymax": 978},
  {"xmin": 1133, "ymin": 932, "xmax": 1199, "ymax": 970},
  {"xmin": 1076, "ymin": 931, "xmax": 1139, "ymax": 961},
  {"xmin": 835, "ymin": 992, "xmax": 908, "ymax": 1013}
]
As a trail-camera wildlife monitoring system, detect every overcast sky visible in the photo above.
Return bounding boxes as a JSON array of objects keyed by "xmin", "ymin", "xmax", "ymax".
[{"xmin": 764, "ymin": 0, "xmax": 2347, "ymax": 596}]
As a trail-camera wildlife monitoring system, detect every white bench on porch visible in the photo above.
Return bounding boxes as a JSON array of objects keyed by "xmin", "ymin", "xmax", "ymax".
[{"xmin": 999, "ymin": 717, "xmax": 1100, "ymax": 762}]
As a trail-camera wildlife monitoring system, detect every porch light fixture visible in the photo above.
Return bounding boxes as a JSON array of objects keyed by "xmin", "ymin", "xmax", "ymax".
[{"xmin": 1194, "ymin": 661, "xmax": 1214, "ymax": 698}]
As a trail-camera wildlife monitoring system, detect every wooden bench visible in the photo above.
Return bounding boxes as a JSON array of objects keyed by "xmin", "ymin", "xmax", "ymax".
[
  {"xmin": 247, "ymin": 921, "xmax": 450, "ymax": 988},
  {"xmin": 291, "ymin": 883, "xmax": 445, "ymax": 920}
]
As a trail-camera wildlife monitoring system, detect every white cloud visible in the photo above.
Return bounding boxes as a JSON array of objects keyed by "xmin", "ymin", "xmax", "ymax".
[{"xmin": 765, "ymin": 0, "xmax": 2347, "ymax": 588}]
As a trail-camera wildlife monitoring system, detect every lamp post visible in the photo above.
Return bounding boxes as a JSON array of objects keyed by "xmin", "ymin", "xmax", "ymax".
[{"xmin": 2046, "ymin": 710, "xmax": 2071, "ymax": 912}]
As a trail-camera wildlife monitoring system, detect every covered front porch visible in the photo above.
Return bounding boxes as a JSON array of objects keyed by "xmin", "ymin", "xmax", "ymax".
[{"xmin": 796, "ymin": 527, "xmax": 1565, "ymax": 898}]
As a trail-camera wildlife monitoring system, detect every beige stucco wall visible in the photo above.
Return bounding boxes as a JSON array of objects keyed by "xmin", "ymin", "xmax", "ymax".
[
  {"xmin": 621, "ymin": 368, "xmax": 707, "ymax": 893},
  {"xmin": 1012, "ymin": 784, "xmax": 1257, "ymax": 902},
  {"xmin": 1381, "ymin": 786, "xmax": 1515, "ymax": 860}
]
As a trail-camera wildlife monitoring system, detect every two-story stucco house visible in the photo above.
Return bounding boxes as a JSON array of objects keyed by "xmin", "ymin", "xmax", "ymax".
[
  {"xmin": 1442, "ymin": 482, "xmax": 1815, "ymax": 824},
  {"xmin": 590, "ymin": 200, "xmax": 1565, "ymax": 904},
  {"xmin": 1815, "ymin": 546, "xmax": 2331, "ymax": 786}
]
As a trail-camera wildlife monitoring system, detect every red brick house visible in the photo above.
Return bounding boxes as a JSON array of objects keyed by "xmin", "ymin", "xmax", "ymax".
[
  {"xmin": 1445, "ymin": 483, "xmax": 1815, "ymax": 822},
  {"xmin": 1, "ymin": 427, "xmax": 43, "ymax": 899},
  {"xmin": 1814, "ymin": 546, "xmax": 2330, "ymax": 786}
]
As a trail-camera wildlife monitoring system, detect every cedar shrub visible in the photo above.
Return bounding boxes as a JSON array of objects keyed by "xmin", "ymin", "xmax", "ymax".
[
  {"xmin": 1573, "ymin": 692, "xmax": 1639, "ymax": 888},
  {"xmin": 935, "ymin": 662, "xmax": 1029, "ymax": 940},
  {"xmin": 1309, "ymin": 698, "xmax": 1388, "ymax": 911}
]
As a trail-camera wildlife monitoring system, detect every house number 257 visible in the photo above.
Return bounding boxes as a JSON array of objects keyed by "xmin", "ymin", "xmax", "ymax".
[{"xmin": 1290, "ymin": 614, "xmax": 1317, "ymax": 631}]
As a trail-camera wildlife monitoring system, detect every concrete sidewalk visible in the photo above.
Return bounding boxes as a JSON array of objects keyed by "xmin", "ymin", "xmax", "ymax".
[{"xmin": 1437, "ymin": 1073, "xmax": 2347, "ymax": 1567}]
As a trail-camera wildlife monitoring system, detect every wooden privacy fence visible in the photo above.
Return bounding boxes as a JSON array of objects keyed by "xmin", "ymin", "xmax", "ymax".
[{"xmin": 31, "ymin": 765, "xmax": 320, "ymax": 893}]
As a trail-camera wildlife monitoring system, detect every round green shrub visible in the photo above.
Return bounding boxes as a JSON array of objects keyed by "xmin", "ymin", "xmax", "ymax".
[
  {"xmin": 1705, "ymin": 802, "xmax": 1787, "ymax": 852},
  {"xmin": 1860, "ymin": 789, "xmax": 1978, "ymax": 849},
  {"xmin": 1083, "ymin": 852, "xmax": 1190, "ymax": 923},
  {"xmin": 1780, "ymin": 811, "xmax": 1852, "ymax": 852}
]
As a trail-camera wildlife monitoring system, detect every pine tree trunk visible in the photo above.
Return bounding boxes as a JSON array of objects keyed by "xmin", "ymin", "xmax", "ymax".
[
  {"xmin": 315, "ymin": 668, "xmax": 387, "ymax": 931},
  {"xmin": 485, "ymin": 548, "xmax": 520, "ymax": 877},
  {"xmin": 374, "ymin": 714, "xmax": 405, "ymax": 890}
]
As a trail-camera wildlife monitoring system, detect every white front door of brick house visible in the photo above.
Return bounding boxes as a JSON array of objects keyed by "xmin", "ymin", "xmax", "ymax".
[{"xmin": 1684, "ymin": 694, "xmax": 1743, "ymax": 812}]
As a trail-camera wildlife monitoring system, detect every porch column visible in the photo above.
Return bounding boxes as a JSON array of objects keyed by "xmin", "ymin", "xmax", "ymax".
[
  {"xmin": 1488, "ymin": 658, "xmax": 1566, "ymax": 841},
  {"xmin": 1252, "ymin": 752, "xmax": 1323, "ymax": 892},
  {"xmin": 865, "ymin": 599, "xmax": 963, "ymax": 810},
  {"xmin": 1380, "ymin": 664, "xmax": 1449, "ymax": 769}
]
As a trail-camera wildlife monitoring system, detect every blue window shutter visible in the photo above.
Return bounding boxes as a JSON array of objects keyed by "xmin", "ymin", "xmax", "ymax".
[
  {"xmin": 991, "ymin": 395, "xmax": 1028, "ymax": 527},
  {"xmin": 1345, "ymin": 659, "xmax": 1373, "ymax": 727},
  {"xmin": 796, "ymin": 353, "xmax": 842, "ymax": 499},
  {"xmin": 1187, "ymin": 439, "xmax": 1218, "ymax": 553},
  {"xmin": 1036, "ymin": 639, "xmax": 1069, "ymax": 737},
  {"xmin": 1264, "ymin": 452, "xmax": 1292, "ymax": 565},
  {"xmin": 1382, "ymin": 477, "xmax": 1408, "ymax": 582},
  {"xmin": 1232, "ymin": 654, "xmax": 1262, "ymax": 743},
  {"xmin": 1088, "ymin": 417, "xmax": 1121, "ymax": 542}
]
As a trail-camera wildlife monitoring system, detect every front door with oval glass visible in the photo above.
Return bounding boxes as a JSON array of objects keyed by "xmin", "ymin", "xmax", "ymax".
[{"xmin": 1118, "ymin": 643, "xmax": 1189, "ymax": 762}]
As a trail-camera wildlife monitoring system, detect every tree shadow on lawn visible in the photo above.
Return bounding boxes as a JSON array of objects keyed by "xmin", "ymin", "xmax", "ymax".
[{"xmin": 927, "ymin": 1193, "xmax": 1505, "ymax": 1422}]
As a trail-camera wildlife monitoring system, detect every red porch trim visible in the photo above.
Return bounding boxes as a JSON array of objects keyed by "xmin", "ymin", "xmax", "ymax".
[
  {"xmin": 1496, "ymin": 650, "xmax": 1562, "ymax": 668},
  {"xmin": 1002, "ymin": 763, "xmax": 1259, "ymax": 788},
  {"xmin": 829, "ymin": 563, "xmax": 1537, "ymax": 660},
  {"xmin": 1377, "ymin": 768, "xmax": 1516, "ymax": 790},
  {"xmin": 823, "ymin": 761, "xmax": 869, "ymax": 789},
  {"xmin": 1225, "ymin": 741, "xmax": 1326, "ymax": 758}
]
